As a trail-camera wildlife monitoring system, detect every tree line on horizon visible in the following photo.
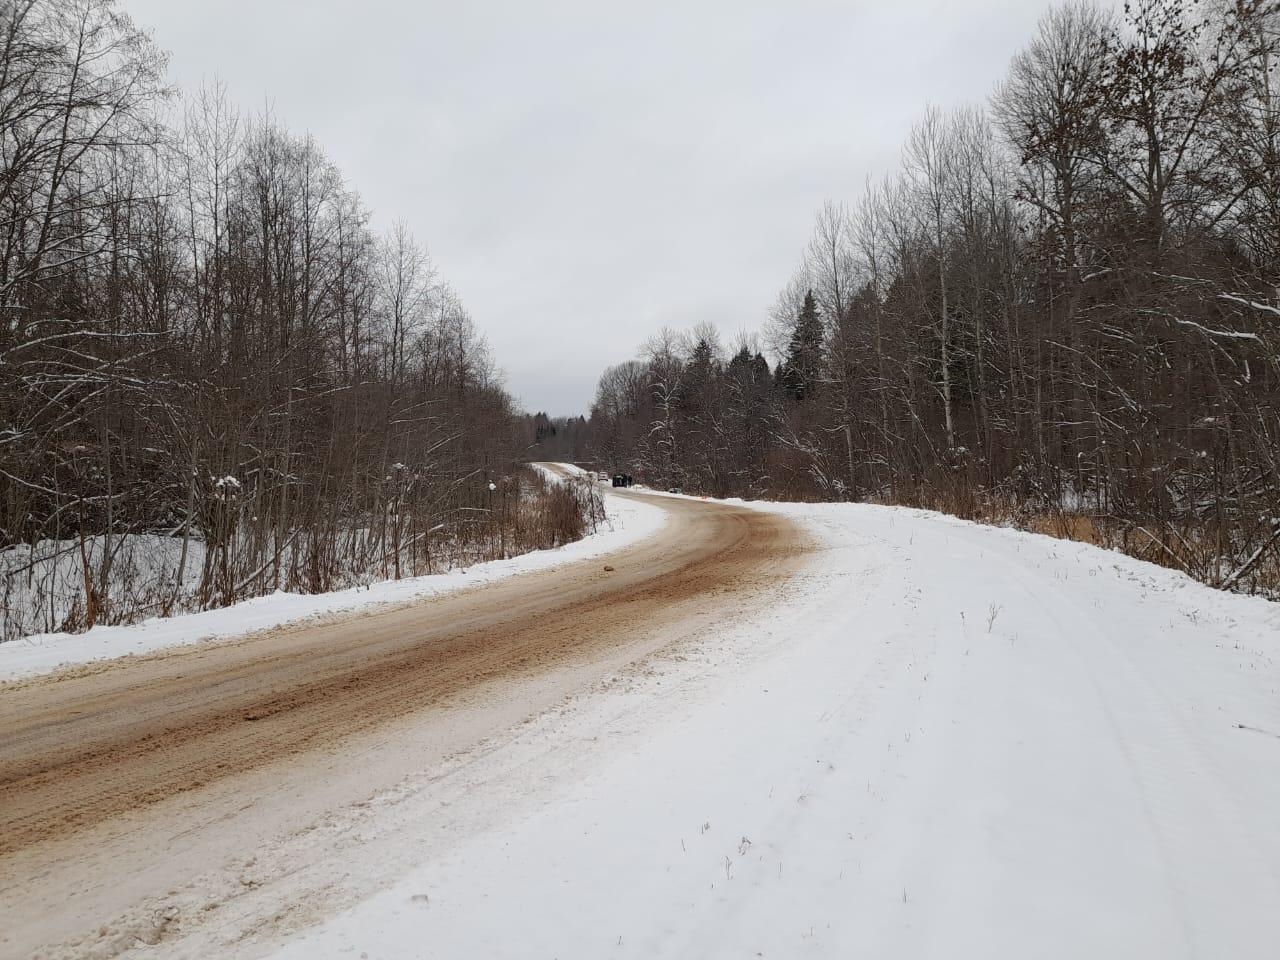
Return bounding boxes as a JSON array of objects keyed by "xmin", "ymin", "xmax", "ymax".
[
  {"xmin": 0, "ymin": 0, "xmax": 571, "ymax": 637},
  {"xmin": 573, "ymin": 0, "xmax": 1280, "ymax": 595}
]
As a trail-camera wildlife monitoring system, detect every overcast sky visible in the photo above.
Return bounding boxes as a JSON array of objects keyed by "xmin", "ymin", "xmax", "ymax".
[{"xmin": 123, "ymin": 0, "xmax": 1067, "ymax": 416}]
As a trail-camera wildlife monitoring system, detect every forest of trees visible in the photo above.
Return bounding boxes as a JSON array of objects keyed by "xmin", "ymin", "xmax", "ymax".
[
  {"xmin": 0, "ymin": 0, "xmax": 593, "ymax": 638},
  {"xmin": 579, "ymin": 0, "xmax": 1280, "ymax": 595}
]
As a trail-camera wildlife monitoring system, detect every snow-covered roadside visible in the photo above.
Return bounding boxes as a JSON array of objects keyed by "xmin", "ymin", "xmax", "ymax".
[
  {"xmin": 0, "ymin": 467, "xmax": 662, "ymax": 683},
  {"xmin": 264, "ymin": 498, "xmax": 1280, "ymax": 960}
]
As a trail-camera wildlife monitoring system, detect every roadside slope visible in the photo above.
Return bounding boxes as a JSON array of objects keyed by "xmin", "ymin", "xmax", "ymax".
[{"xmin": 0, "ymin": 467, "xmax": 663, "ymax": 682}]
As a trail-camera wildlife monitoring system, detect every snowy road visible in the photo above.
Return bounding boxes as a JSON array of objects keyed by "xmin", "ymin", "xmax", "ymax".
[
  {"xmin": 3, "ymin": 477, "xmax": 1279, "ymax": 958},
  {"xmin": 0, "ymin": 476, "xmax": 805, "ymax": 958}
]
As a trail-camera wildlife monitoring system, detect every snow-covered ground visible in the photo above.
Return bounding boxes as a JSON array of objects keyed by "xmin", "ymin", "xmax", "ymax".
[
  {"xmin": 0, "ymin": 533, "xmax": 210, "ymax": 641},
  {"xmin": 0, "ymin": 475, "xmax": 664, "ymax": 682},
  {"xmin": 263, "ymin": 496, "xmax": 1280, "ymax": 959}
]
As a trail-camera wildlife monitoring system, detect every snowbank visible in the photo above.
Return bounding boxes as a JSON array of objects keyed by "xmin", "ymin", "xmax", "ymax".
[
  {"xmin": 267, "ymin": 498, "xmax": 1280, "ymax": 960},
  {"xmin": 0, "ymin": 467, "xmax": 664, "ymax": 683}
]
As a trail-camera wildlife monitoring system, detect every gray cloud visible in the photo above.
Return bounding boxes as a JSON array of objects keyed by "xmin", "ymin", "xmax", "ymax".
[{"xmin": 125, "ymin": 0, "xmax": 1066, "ymax": 414}]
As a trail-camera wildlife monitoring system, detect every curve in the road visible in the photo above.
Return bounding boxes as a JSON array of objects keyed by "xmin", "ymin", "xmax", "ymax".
[{"xmin": 0, "ymin": 485, "xmax": 806, "ymax": 861}]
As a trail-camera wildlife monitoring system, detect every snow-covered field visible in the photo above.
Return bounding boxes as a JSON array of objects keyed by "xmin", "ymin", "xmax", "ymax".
[
  {"xmin": 262, "ymin": 495, "xmax": 1280, "ymax": 959},
  {"xmin": 0, "ymin": 533, "xmax": 210, "ymax": 641},
  {"xmin": 0, "ymin": 477, "xmax": 664, "ymax": 682}
]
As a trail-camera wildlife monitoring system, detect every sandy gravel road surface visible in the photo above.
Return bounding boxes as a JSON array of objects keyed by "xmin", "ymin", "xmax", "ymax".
[{"xmin": 0, "ymin": 476, "xmax": 809, "ymax": 958}]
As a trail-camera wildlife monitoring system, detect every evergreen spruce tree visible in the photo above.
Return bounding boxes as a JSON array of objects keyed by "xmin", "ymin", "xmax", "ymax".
[{"xmin": 783, "ymin": 291, "xmax": 824, "ymax": 401}]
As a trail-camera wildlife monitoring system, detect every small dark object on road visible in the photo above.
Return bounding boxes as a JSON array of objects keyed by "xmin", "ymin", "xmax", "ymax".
[{"xmin": 611, "ymin": 474, "xmax": 635, "ymax": 488}]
